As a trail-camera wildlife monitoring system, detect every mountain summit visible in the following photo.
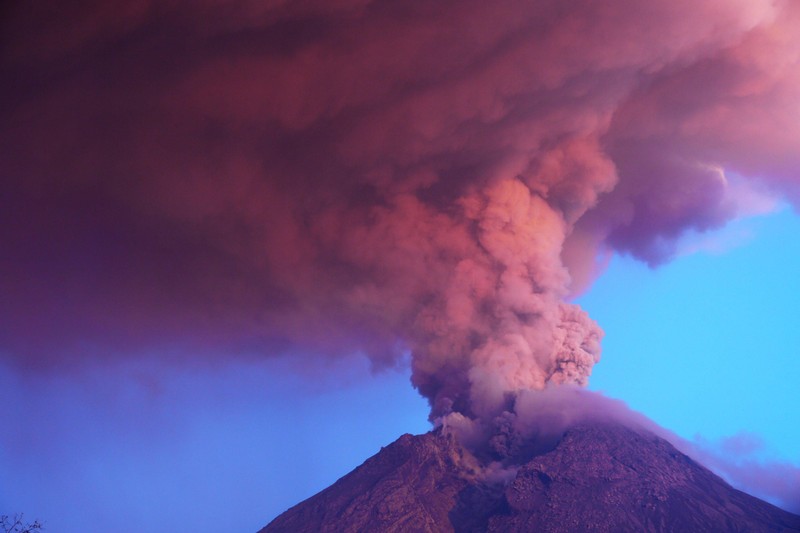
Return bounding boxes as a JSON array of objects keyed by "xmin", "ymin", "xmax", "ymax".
[{"xmin": 260, "ymin": 421, "xmax": 800, "ymax": 532}]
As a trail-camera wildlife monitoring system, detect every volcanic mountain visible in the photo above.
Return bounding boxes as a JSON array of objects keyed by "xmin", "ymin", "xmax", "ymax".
[{"xmin": 260, "ymin": 421, "xmax": 800, "ymax": 532}]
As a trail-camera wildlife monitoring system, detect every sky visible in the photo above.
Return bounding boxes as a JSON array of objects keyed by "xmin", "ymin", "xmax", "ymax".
[
  {"xmin": 2, "ymin": 1, "xmax": 800, "ymax": 531},
  {"xmin": 583, "ymin": 207, "xmax": 800, "ymax": 462}
]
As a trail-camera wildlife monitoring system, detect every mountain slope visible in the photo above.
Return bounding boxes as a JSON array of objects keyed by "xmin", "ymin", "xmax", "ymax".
[{"xmin": 260, "ymin": 422, "xmax": 800, "ymax": 532}]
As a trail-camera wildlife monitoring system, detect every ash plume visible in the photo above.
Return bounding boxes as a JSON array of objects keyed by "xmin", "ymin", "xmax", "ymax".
[{"xmin": 2, "ymin": 0, "xmax": 800, "ymax": 430}]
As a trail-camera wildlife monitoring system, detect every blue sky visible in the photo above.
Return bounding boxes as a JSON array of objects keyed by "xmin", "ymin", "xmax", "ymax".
[
  {"xmin": 2, "ymin": 208, "xmax": 798, "ymax": 532},
  {"xmin": 581, "ymin": 207, "xmax": 800, "ymax": 462}
]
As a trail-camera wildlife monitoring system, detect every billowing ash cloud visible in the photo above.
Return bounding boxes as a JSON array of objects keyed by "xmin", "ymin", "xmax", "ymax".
[{"xmin": 2, "ymin": 0, "xmax": 800, "ymax": 423}]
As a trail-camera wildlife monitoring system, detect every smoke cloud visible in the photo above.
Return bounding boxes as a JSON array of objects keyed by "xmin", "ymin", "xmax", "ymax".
[
  {"xmin": 686, "ymin": 432, "xmax": 800, "ymax": 513},
  {"xmin": 441, "ymin": 386, "xmax": 800, "ymax": 513},
  {"xmin": 2, "ymin": 0, "xmax": 800, "ymax": 428}
]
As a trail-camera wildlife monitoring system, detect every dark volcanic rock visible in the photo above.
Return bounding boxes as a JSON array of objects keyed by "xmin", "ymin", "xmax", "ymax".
[
  {"xmin": 260, "ymin": 422, "xmax": 800, "ymax": 532},
  {"xmin": 260, "ymin": 431, "xmax": 495, "ymax": 533},
  {"xmin": 488, "ymin": 424, "xmax": 800, "ymax": 532}
]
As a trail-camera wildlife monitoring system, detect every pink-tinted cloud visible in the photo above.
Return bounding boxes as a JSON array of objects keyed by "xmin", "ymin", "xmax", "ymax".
[
  {"xmin": 583, "ymin": 2, "xmax": 800, "ymax": 264},
  {"xmin": 2, "ymin": 0, "xmax": 800, "ymax": 424},
  {"xmin": 689, "ymin": 433, "xmax": 800, "ymax": 513}
]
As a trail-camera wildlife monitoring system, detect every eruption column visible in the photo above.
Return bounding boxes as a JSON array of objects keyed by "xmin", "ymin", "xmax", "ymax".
[{"xmin": 1, "ymin": 0, "xmax": 799, "ymax": 430}]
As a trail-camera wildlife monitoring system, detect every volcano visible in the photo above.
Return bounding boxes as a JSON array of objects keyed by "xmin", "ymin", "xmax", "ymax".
[{"xmin": 260, "ymin": 421, "xmax": 800, "ymax": 532}]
